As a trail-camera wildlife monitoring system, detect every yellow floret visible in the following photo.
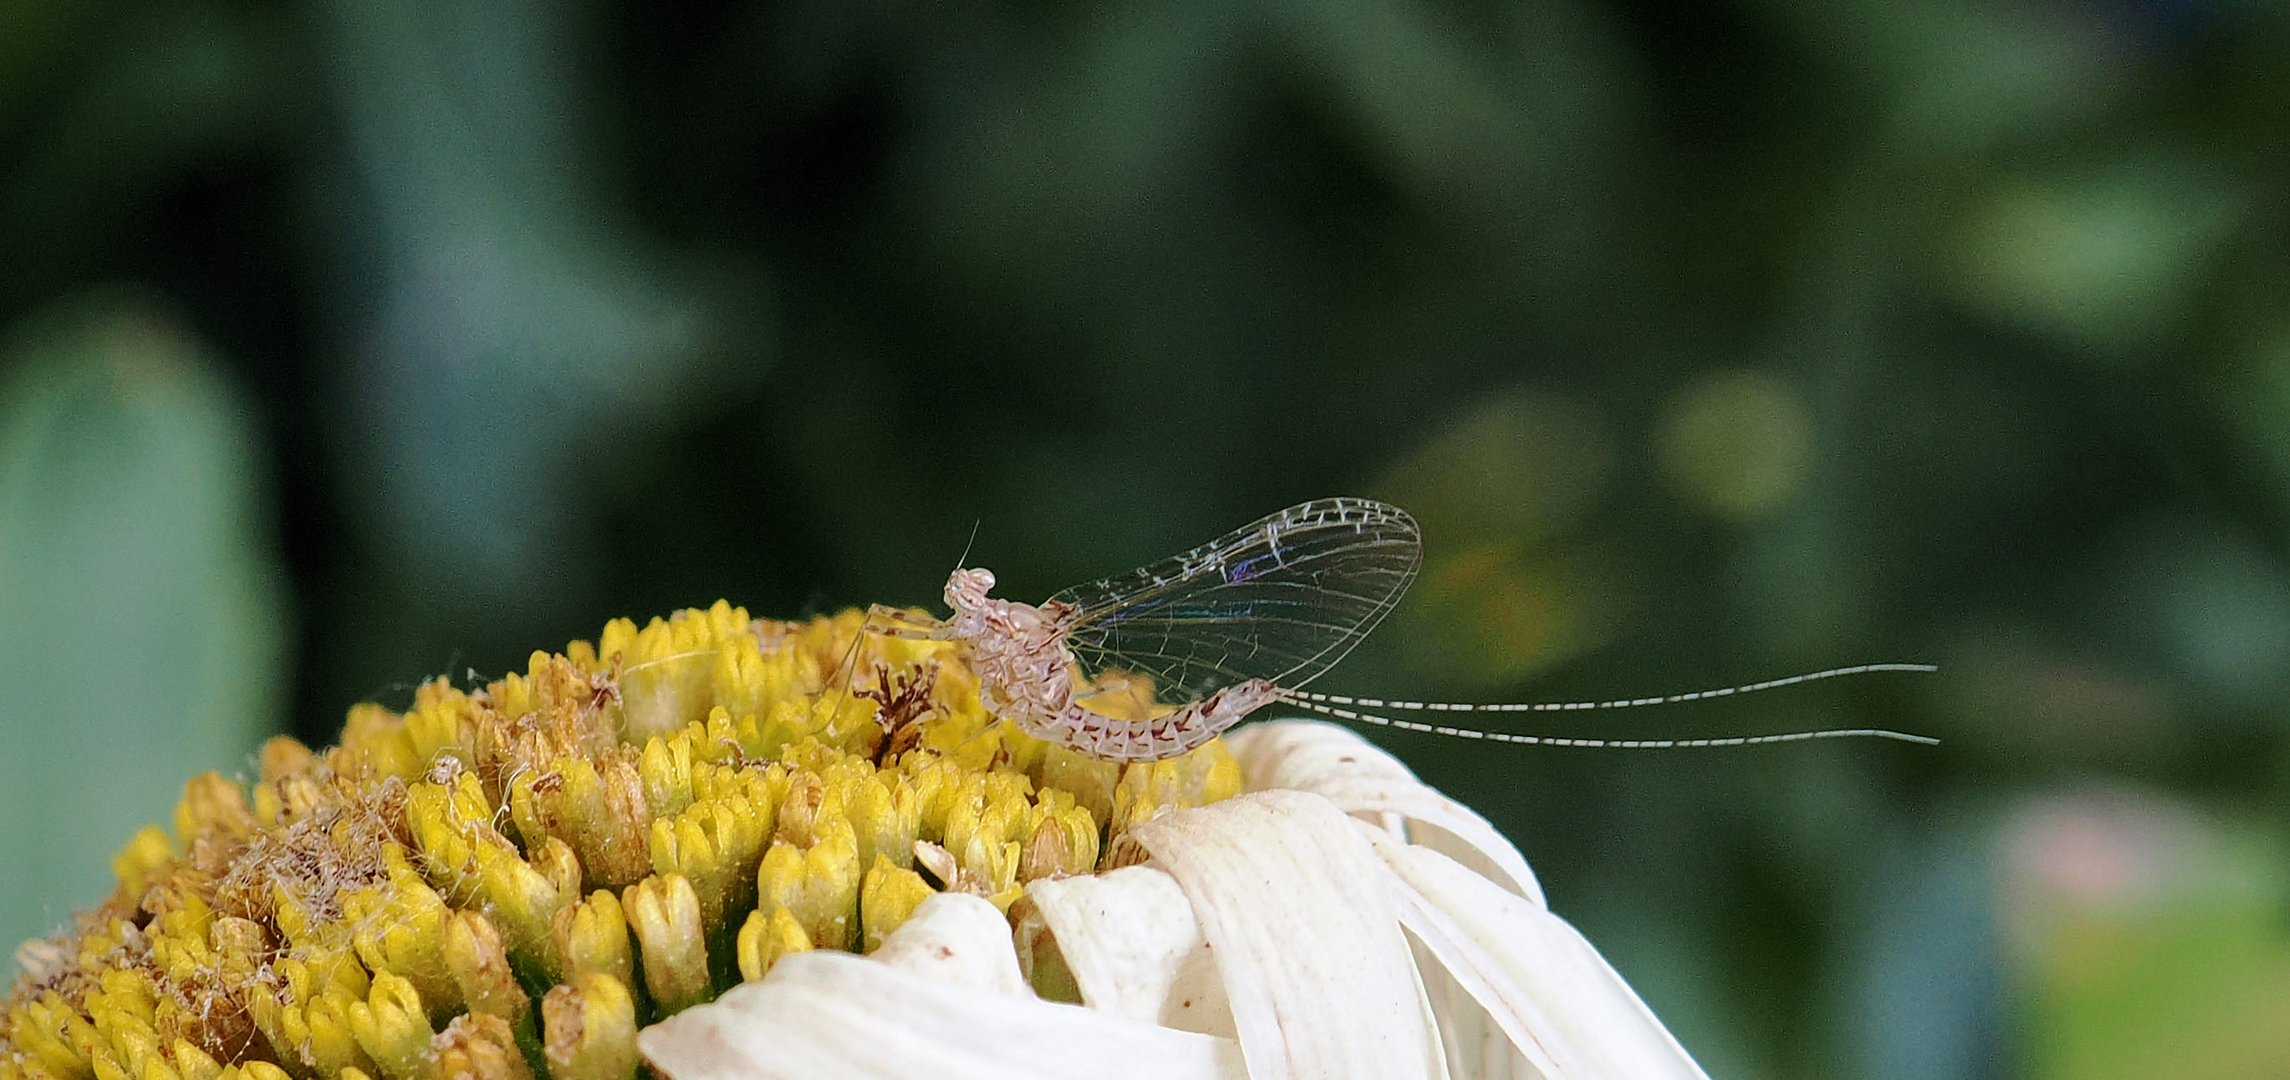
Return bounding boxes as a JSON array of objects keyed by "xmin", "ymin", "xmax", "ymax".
[{"xmin": 2, "ymin": 602, "xmax": 1249, "ymax": 1080}]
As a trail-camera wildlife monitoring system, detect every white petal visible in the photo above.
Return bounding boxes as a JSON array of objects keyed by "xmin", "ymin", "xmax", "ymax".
[
  {"xmin": 1115, "ymin": 789, "xmax": 1442, "ymax": 1080},
  {"xmin": 1018, "ymin": 865, "xmax": 1236, "ymax": 1035},
  {"xmin": 639, "ymin": 949, "xmax": 1248, "ymax": 1080},
  {"xmin": 1402, "ymin": 939, "xmax": 1460, "ymax": 1080},
  {"xmin": 871, "ymin": 891, "xmax": 1030, "ymax": 997},
  {"xmin": 1227, "ymin": 720, "xmax": 1546, "ymax": 907},
  {"xmin": 1363, "ymin": 828, "xmax": 1711, "ymax": 1080},
  {"xmin": 1411, "ymin": 936, "xmax": 1540, "ymax": 1080}
]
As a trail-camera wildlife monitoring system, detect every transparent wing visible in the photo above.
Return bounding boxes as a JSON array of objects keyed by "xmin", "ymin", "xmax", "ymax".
[{"xmin": 1047, "ymin": 498, "xmax": 1422, "ymax": 707}]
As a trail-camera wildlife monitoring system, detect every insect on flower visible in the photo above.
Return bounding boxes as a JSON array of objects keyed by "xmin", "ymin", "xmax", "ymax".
[{"xmin": 859, "ymin": 497, "xmax": 1937, "ymax": 762}]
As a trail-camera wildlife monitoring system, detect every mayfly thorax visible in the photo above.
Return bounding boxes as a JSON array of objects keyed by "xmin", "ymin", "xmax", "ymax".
[{"xmin": 851, "ymin": 497, "xmax": 1936, "ymax": 763}]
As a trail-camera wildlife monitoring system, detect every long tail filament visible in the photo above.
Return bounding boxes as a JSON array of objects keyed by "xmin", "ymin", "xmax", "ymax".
[{"xmin": 1274, "ymin": 662, "xmax": 1939, "ymax": 748}]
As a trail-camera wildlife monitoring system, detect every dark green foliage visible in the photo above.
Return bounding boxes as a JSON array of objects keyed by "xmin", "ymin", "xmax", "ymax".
[{"xmin": 4, "ymin": 1, "xmax": 2287, "ymax": 1075}]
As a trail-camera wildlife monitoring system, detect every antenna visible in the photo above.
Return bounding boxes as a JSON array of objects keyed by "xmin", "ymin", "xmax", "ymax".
[{"xmin": 955, "ymin": 519, "xmax": 982, "ymax": 569}]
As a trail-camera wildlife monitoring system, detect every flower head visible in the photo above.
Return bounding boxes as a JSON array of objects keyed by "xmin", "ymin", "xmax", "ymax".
[
  {"xmin": 3, "ymin": 600, "xmax": 1708, "ymax": 1080},
  {"xmin": 642, "ymin": 719, "xmax": 1712, "ymax": 1079}
]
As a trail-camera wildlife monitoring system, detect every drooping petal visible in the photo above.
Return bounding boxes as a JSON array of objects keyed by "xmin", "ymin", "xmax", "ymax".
[
  {"xmin": 1411, "ymin": 936, "xmax": 1541, "ymax": 1080},
  {"xmin": 638, "ymin": 949, "xmax": 1247, "ymax": 1080},
  {"xmin": 1363, "ymin": 829, "xmax": 1710, "ymax": 1080},
  {"xmin": 1017, "ymin": 865, "xmax": 1236, "ymax": 1035},
  {"xmin": 1113, "ymin": 789, "xmax": 1442, "ymax": 1080},
  {"xmin": 869, "ymin": 892, "xmax": 1029, "ymax": 996},
  {"xmin": 1226, "ymin": 720, "xmax": 1545, "ymax": 906}
]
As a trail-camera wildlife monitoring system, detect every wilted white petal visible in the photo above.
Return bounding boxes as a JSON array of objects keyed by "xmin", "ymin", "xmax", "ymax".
[
  {"xmin": 639, "ymin": 949, "xmax": 1248, "ymax": 1080},
  {"xmin": 1412, "ymin": 937, "xmax": 1540, "ymax": 1080},
  {"xmin": 872, "ymin": 891, "xmax": 1029, "ymax": 996},
  {"xmin": 1402, "ymin": 941, "xmax": 1461, "ymax": 1080},
  {"xmin": 1363, "ymin": 828, "xmax": 1710, "ymax": 1080},
  {"xmin": 1018, "ymin": 865, "xmax": 1235, "ymax": 1035},
  {"xmin": 1115, "ymin": 789, "xmax": 1441, "ymax": 1080},
  {"xmin": 1228, "ymin": 720, "xmax": 1546, "ymax": 906}
]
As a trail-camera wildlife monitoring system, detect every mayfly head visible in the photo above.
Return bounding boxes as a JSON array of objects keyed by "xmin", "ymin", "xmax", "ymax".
[{"xmin": 944, "ymin": 567, "xmax": 997, "ymax": 613}]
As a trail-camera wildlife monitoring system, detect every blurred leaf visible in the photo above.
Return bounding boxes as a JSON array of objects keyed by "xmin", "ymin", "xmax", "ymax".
[
  {"xmin": 1848, "ymin": 806, "xmax": 2003, "ymax": 1080},
  {"xmin": 310, "ymin": 0, "xmax": 755, "ymax": 635},
  {"xmin": 2006, "ymin": 790, "xmax": 2290, "ymax": 1079},
  {"xmin": 0, "ymin": 294, "xmax": 286, "ymax": 963},
  {"xmin": 1946, "ymin": 155, "xmax": 2246, "ymax": 356}
]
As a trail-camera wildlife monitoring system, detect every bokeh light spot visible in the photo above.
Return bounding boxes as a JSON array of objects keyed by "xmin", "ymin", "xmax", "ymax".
[
  {"xmin": 1375, "ymin": 388, "xmax": 1612, "ymax": 545},
  {"xmin": 1656, "ymin": 369, "xmax": 1812, "ymax": 521}
]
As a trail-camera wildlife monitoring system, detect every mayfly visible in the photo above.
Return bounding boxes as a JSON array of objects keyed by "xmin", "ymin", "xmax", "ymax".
[{"xmin": 861, "ymin": 497, "xmax": 1936, "ymax": 762}]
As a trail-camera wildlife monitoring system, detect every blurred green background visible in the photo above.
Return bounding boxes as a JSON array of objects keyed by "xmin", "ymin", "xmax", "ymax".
[{"xmin": 5, "ymin": 0, "xmax": 2288, "ymax": 1076}]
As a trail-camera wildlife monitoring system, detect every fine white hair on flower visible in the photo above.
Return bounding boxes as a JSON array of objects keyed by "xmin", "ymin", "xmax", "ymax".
[{"xmin": 638, "ymin": 719, "xmax": 1710, "ymax": 1080}]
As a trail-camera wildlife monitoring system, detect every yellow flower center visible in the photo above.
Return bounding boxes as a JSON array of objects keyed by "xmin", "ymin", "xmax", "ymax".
[{"xmin": 2, "ymin": 602, "xmax": 1243, "ymax": 1080}]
